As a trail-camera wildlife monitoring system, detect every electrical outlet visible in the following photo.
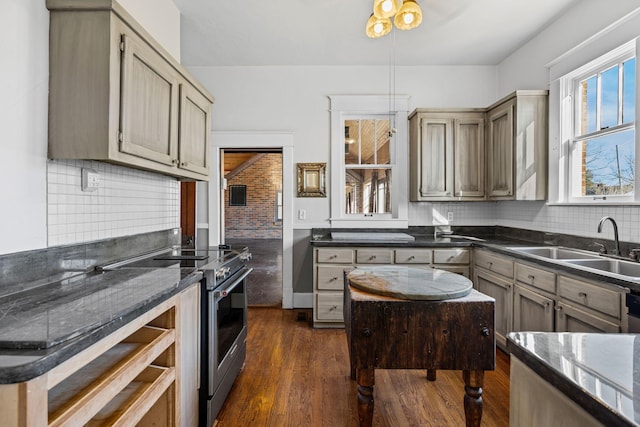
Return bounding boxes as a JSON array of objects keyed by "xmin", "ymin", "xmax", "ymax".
[
  {"xmin": 81, "ymin": 168, "xmax": 99, "ymax": 192},
  {"xmin": 447, "ymin": 211, "xmax": 454, "ymax": 222}
]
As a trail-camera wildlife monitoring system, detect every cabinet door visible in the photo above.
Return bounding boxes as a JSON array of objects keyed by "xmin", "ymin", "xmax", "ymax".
[
  {"xmin": 454, "ymin": 117, "xmax": 485, "ymax": 198},
  {"xmin": 487, "ymin": 100, "xmax": 514, "ymax": 198},
  {"xmin": 120, "ymin": 33, "xmax": 179, "ymax": 166},
  {"xmin": 418, "ymin": 117, "xmax": 454, "ymax": 197},
  {"xmin": 513, "ymin": 284, "xmax": 554, "ymax": 333},
  {"xmin": 556, "ymin": 302, "xmax": 620, "ymax": 333},
  {"xmin": 474, "ymin": 268, "xmax": 512, "ymax": 349},
  {"xmin": 178, "ymin": 83, "xmax": 211, "ymax": 177}
]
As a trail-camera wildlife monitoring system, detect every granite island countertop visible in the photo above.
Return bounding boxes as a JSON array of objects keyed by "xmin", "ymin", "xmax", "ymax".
[
  {"xmin": 508, "ymin": 331, "xmax": 640, "ymax": 427},
  {"xmin": 0, "ymin": 266, "xmax": 202, "ymax": 384}
]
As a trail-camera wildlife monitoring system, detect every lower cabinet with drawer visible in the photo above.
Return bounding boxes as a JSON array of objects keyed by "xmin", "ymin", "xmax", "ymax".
[
  {"xmin": 313, "ymin": 246, "xmax": 470, "ymax": 327},
  {"xmin": 556, "ymin": 274, "xmax": 626, "ymax": 333}
]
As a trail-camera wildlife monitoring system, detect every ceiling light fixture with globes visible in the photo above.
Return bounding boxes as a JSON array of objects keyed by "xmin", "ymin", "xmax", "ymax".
[{"xmin": 366, "ymin": 0, "xmax": 423, "ymax": 38}]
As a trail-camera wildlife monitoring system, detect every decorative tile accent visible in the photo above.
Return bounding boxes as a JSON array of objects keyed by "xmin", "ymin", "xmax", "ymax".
[{"xmin": 47, "ymin": 160, "xmax": 179, "ymax": 246}]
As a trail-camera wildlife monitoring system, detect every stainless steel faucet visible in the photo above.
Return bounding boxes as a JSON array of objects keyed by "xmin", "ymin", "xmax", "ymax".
[{"xmin": 597, "ymin": 216, "xmax": 621, "ymax": 256}]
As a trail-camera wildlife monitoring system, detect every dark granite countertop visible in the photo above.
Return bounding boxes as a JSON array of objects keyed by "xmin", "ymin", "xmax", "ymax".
[
  {"xmin": 310, "ymin": 227, "xmax": 640, "ymax": 293},
  {"xmin": 0, "ymin": 267, "xmax": 202, "ymax": 384},
  {"xmin": 508, "ymin": 332, "xmax": 640, "ymax": 427}
]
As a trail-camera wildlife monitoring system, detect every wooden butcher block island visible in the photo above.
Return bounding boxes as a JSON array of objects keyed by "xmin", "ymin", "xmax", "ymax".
[{"xmin": 344, "ymin": 266, "xmax": 496, "ymax": 427}]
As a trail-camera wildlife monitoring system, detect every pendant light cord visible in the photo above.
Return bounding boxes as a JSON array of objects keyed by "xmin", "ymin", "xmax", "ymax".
[{"xmin": 388, "ymin": 28, "xmax": 397, "ymax": 135}]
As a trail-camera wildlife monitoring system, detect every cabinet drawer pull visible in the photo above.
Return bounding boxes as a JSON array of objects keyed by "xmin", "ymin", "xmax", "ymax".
[
  {"xmin": 329, "ymin": 277, "xmax": 338, "ymax": 282},
  {"xmin": 554, "ymin": 305, "xmax": 562, "ymax": 312},
  {"xmin": 488, "ymin": 262, "xmax": 493, "ymax": 268},
  {"xmin": 329, "ymin": 255, "xmax": 337, "ymax": 259},
  {"xmin": 447, "ymin": 256, "xmax": 455, "ymax": 261},
  {"xmin": 528, "ymin": 274, "xmax": 535, "ymax": 280},
  {"xmin": 408, "ymin": 255, "xmax": 415, "ymax": 260},
  {"xmin": 329, "ymin": 305, "xmax": 338, "ymax": 312},
  {"xmin": 369, "ymin": 255, "xmax": 376, "ymax": 260},
  {"xmin": 578, "ymin": 292, "xmax": 587, "ymax": 298}
]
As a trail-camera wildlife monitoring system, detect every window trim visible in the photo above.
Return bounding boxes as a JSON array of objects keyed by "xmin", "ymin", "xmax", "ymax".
[
  {"xmin": 558, "ymin": 40, "xmax": 637, "ymax": 204},
  {"xmin": 328, "ymin": 94, "xmax": 409, "ymax": 228}
]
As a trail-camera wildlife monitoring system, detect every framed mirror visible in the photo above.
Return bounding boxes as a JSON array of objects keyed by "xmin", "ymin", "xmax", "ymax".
[{"xmin": 297, "ymin": 162, "xmax": 326, "ymax": 197}]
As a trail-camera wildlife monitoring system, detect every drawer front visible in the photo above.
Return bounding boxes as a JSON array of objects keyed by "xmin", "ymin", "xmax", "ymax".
[
  {"xmin": 432, "ymin": 265, "xmax": 470, "ymax": 278},
  {"xmin": 395, "ymin": 249, "xmax": 432, "ymax": 264},
  {"xmin": 316, "ymin": 248, "xmax": 353, "ymax": 264},
  {"xmin": 317, "ymin": 266, "xmax": 349, "ymax": 290},
  {"xmin": 474, "ymin": 250, "xmax": 513, "ymax": 278},
  {"xmin": 558, "ymin": 276, "xmax": 622, "ymax": 319},
  {"xmin": 315, "ymin": 293, "xmax": 344, "ymax": 321},
  {"xmin": 433, "ymin": 249, "xmax": 469, "ymax": 264},
  {"xmin": 515, "ymin": 262, "xmax": 556, "ymax": 294},
  {"xmin": 356, "ymin": 249, "xmax": 393, "ymax": 264}
]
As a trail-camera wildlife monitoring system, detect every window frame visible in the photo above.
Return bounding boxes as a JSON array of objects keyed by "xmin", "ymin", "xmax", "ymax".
[
  {"xmin": 559, "ymin": 41, "xmax": 637, "ymax": 204},
  {"xmin": 328, "ymin": 94, "xmax": 409, "ymax": 228}
]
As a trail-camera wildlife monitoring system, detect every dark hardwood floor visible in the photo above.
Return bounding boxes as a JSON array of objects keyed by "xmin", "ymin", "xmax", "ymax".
[{"xmin": 214, "ymin": 308, "xmax": 510, "ymax": 426}]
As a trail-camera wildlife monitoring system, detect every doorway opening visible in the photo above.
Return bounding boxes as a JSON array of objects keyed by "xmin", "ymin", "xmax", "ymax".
[{"xmin": 222, "ymin": 148, "xmax": 283, "ymax": 307}]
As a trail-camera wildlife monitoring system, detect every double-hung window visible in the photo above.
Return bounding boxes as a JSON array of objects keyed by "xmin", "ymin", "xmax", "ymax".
[
  {"xmin": 329, "ymin": 95, "xmax": 409, "ymax": 228},
  {"xmin": 561, "ymin": 41, "xmax": 636, "ymax": 203}
]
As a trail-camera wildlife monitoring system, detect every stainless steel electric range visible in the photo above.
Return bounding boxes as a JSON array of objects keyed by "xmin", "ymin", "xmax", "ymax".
[{"xmin": 101, "ymin": 245, "xmax": 252, "ymax": 427}]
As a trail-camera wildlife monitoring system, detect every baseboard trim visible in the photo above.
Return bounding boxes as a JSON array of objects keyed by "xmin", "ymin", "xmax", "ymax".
[{"xmin": 293, "ymin": 292, "xmax": 313, "ymax": 308}]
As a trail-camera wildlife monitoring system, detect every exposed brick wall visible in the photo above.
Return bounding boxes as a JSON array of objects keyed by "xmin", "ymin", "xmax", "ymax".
[{"xmin": 225, "ymin": 153, "xmax": 282, "ymax": 239}]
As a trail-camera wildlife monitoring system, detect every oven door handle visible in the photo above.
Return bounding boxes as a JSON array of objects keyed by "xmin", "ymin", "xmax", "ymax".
[{"xmin": 214, "ymin": 267, "xmax": 253, "ymax": 300}]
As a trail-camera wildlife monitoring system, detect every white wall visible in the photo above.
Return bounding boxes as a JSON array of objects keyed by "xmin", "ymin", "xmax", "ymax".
[
  {"xmin": 495, "ymin": 0, "xmax": 640, "ymax": 244},
  {"xmin": 0, "ymin": 0, "xmax": 181, "ymax": 256},
  {"xmin": 498, "ymin": 0, "xmax": 640, "ymax": 96},
  {"xmin": 118, "ymin": 0, "xmax": 181, "ymax": 61},
  {"xmin": 187, "ymin": 64, "xmax": 498, "ymax": 228},
  {"xmin": 0, "ymin": 0, "xmax": 49, "ymax": 254}
]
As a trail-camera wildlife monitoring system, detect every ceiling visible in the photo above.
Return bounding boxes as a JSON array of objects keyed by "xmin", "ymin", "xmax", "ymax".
[{"xmin": 173, "ymin": 0, "xmax": 580, "ymax": 67}]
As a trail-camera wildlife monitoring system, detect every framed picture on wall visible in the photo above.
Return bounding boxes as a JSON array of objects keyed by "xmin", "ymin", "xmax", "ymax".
[
  {"xmin": 229, "ymin": 185, "xmax": 247, "ymax": 206},
  {"xmin": 297, "ymin": 163, "xmax": 326, "ymax": 197}
]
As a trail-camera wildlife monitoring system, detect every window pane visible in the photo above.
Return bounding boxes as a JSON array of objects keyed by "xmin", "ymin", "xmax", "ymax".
[
  {"xmin": 580, "ymin": 128, "xmax": 635, "ymax": 196},
  {"xmin": 344, "ymin": 119, "xmax": 390, "ymax": 165},
  {"xmin": 344, "ymin": 120, "xmax": 360, "ymax": 165},
  {"xmin": 623, "ymin": 58, "xmax": 636, "ymax": 124},
  {"xmin": 600, "ymin": 65, "xmax": 619, "ymax": 130},
  {"xmin": 345, "ymin": 168, "xmax": 391, "ymax": 214},
  {"xmin": 580, "ymin": 76, "xmax": 597, "ymax": 134}
]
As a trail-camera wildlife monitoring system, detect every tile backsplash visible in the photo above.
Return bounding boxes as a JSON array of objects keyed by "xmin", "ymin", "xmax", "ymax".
[
  {"xmin": 411, "ymin": 201, "xmax": 640, "ymax": 244},
  {"xmin": 47, "ymin": 160, "xmax": 179, "ymax": 246}
]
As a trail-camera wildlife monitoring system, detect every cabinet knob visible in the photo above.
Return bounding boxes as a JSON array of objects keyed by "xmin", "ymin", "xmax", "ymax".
[
  {"xmin": 578, "ymin": 292, "xmax": 587, "ymax": 298},
  {"xmin": 481, "ymin": 327, "xmax": 490, "ymax": 337},
  {"xmin": 362, "ymin": 328, "xmax": 372, "ymax": 337},
  {"xmin": 528, "ymin": 274, "xmax": 535, "ymax": 281},
  {"xmin": 171, "ymin": 159, "xmax": 178, "ymax": 165},
  {"xmin": 180, "ymin": 161, "xmax": 188, "ymax": 167}
]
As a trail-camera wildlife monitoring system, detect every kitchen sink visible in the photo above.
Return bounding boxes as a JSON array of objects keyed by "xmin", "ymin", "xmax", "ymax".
[
  {"xmin": 508, "ymin": 246, "xmax": 602, "ymax": 260},
  {"xmin": 563, "ymin": 258, "xmax": 640, "ymax": 278}
]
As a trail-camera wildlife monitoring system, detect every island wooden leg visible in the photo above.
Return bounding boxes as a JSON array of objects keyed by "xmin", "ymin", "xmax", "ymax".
[
  {"xmin": 426, "ymin": 369, "xmax": 437, "ymax": 381},
  {"xmin": 462, "ymin": 370, "xmax": 484, "ymax": 427},
  {"xmin": 356, "ymin": 368, "xmax": 375, "ymax": 427}
]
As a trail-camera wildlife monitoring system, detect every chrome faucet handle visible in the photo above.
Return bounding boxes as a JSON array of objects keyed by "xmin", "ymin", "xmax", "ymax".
[{"xmin": 591, "ymin": 242, "xmax": 607, "ymax": 254}]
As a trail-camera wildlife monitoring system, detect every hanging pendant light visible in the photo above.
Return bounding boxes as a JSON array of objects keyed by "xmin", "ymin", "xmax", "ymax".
[
  {"xmin": 394, "ymin": 0, "xmax": 422, "ymax": 31},
  {"xmin": 366, "ymin": 13, "xmax": 392, "ymax": 38},
  {"xmin": 373, "ymin": 0, "xmax": 402, "ymax": 19}
]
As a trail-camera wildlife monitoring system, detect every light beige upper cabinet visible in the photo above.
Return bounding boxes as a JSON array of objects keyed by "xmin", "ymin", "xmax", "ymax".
[
  {"xmin": 486, "ymin": 91, "xmax": 548, "ymax": 200},
  {"xmin": 47, "ymin": 0, "xmax": 213, "ymax": 181},
  {"xmin": 409, "ymin": 110, "xmax": 485, "ymax": 201}
]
